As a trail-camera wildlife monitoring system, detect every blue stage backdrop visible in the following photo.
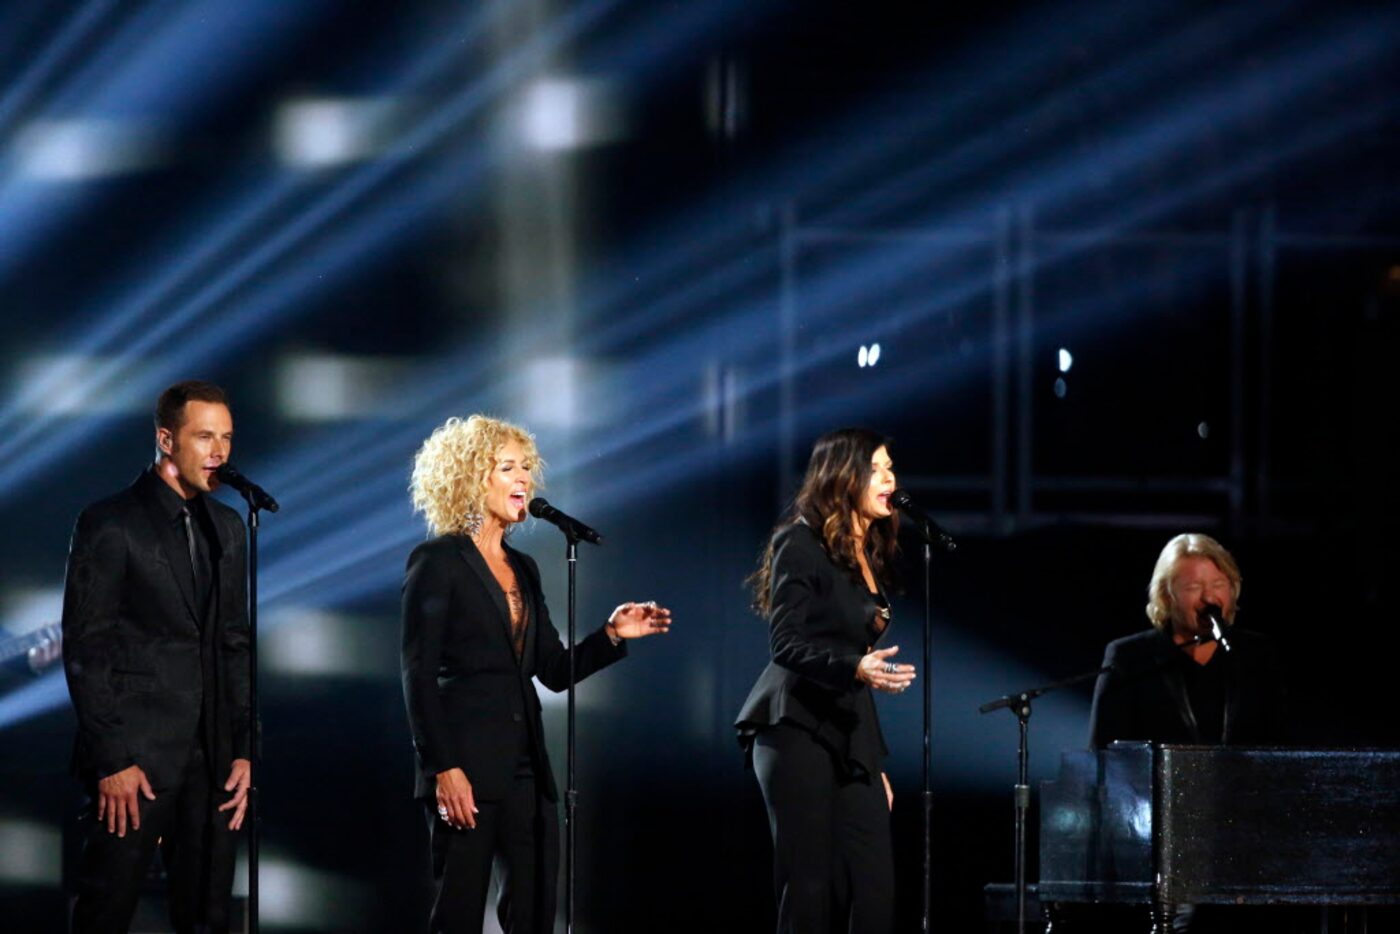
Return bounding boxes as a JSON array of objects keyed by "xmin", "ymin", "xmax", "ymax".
[{"xmin": 2, "ymin": 1, "xmax": 1397, "ymax": 930}]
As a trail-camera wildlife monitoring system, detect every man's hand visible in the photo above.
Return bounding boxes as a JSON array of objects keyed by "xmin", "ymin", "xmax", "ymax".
[
  {"xmin": 97, "ymin": 764, "xmax": 155, "ymax": 837},
  {"xmin": 435, "ymin": 768, "xmax": 478, "ymax": 830},
  {"xmin": 217, "ymin": 758, "xmax": 252, "ymax": 830},
  {"xmin": 606, "ymin": 601, "xmax": 673, "ymax": 640}
]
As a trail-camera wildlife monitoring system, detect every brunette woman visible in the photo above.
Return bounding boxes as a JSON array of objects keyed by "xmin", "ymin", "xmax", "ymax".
[{"xmin": 735, "ymin": 427, "xmax": 915, "ymax": 934}]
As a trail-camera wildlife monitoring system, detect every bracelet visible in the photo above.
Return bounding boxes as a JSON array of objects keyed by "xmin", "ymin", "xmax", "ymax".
[{"xmin": 605, "ymin": 622, "xmax": 622, "ymax": 646}]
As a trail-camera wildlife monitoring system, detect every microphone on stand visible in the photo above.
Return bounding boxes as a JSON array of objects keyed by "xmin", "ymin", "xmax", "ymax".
[
  {"xmin": 889, "ymin": 489, "xmax": 956, "ymax": 551},
  {"xmin": 1198, "ymin": 603, "xmax": 1231, "ymax": 652},
  {"xmin": 216, "ymin": 463, "xmax": 280, "ymax": 513},
  {"xmin": 528, "ymin": 497, "xmax": 603, "ymax": 545}
]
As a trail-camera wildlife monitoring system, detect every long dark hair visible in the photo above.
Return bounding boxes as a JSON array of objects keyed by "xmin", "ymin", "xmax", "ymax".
[{"xmin": 749, "ymin": 427, "xmax": 899, "ymax": 616}]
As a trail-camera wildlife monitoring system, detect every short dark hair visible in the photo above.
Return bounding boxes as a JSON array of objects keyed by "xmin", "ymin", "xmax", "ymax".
[{"xmin": 155, "ymin": 380, "xmax": 230, "ymax": 433}]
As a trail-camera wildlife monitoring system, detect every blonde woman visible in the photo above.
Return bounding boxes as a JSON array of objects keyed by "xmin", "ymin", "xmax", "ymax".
[{"xmin": 401, "ymin": 415, "xmax": 671, "ymax": 934}]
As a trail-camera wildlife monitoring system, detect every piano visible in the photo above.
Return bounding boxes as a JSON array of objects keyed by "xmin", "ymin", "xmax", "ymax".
[{"xmin": 1038, "ymin": 743, "xmax": 1400, "ymax": 931}]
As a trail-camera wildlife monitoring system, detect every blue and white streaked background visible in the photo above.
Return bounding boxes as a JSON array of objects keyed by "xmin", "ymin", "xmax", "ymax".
[{"xmin": 1, "ymin": 1, "xmax": 1397, "ymax": 930}]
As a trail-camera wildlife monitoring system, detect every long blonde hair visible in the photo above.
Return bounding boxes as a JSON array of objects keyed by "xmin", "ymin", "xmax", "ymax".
[
  {"xmin": 410, "ymin": 415, "xmax": 543, "ymax": 536},
  {"xmin": 1145, "ymin": 532, "xmax": 1242, "ymax": 630}
]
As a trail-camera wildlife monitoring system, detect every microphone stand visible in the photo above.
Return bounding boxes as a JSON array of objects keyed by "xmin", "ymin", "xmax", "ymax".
[
  {"xmin": 901, "ymin": 516, "xmax": 953, "ymax": 934},
  {"xmin": 979, "ymin": 666, "xmax": 1109, "ymax": 934},
  {"xmin": 978, "ymin": 630, "xmax": 1223, "ymax": 934},
  {"xmin": 920, "ymin": 539, "xmax": 934, "ymax": 933},
  {"xmin": 564, "ymin": 528, "xmax": 580, "ymax": 934},
  {"xmin": 237, "ymin": 493, "xmax": 269, "ymax": 934},
  {"xmin": 529, "ymin": 498, "xmax": 600, "ymax": 934}
]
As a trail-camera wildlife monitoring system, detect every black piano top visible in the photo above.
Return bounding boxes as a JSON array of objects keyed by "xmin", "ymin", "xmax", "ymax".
[{"xmin": 1039, "ymin": 743, "xmax": 1400, "ymax": 906}]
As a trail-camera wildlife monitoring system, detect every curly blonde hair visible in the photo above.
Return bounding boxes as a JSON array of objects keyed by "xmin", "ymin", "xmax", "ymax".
[
  {"xmin": 410, "ymin": 415, "xmax": 544, "ymax": 537},
  {"xmin": 1145, "ymin": 532, "xmax": 1242, "ymax": 630}
]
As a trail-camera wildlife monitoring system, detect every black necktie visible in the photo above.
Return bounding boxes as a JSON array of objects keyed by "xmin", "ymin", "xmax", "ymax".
[{"xmin": 180, "ymin": 504, "xmax": 201, "ymax": 597}]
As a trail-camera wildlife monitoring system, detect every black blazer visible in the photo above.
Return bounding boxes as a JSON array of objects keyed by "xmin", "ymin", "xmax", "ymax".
[
  {"xmin": 400, "ymin": 534, "xmax": 626, "ymax": 802},
  {"xmin": 60, "ymin": 469, "xmax": 250, "ymax": 790},
  {"xmin": 734, "ymin": 522, "xmax": 889, "ymax": 779},
  {"xmin": 1087, "ymin": 627, "xmax": 1287, "ymax": 748}
]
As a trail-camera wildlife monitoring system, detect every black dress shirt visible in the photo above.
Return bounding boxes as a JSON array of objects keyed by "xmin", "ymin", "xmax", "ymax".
[
  {"xmin": 1087, "ymin": 627, "xmax": 1287, "ymax": 748},
  {"xmin": 149, "ymin": 474, "xmax": 217, "ymax": 620}
]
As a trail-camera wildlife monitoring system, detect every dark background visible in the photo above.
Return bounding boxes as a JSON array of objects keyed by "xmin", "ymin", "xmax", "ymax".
[{"xmin": 1, "ymin": 1, "xmax": 1397, "ymax": 930}]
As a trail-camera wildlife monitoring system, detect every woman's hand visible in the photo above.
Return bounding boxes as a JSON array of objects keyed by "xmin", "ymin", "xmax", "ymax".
[
  {"xmin": 882, "ymin": 771, "xmax": 894, "ymax": 812},
  {"xmin": 606, "ymin": 601, "xmax": 673, "ymax": 640},
  {"xmin": 435, "ymin": 768, "xmax": 478, "ymax": 830},
  {"xmin": 856, "ymin": 645, "xmax": 916, "ymax": 694}
]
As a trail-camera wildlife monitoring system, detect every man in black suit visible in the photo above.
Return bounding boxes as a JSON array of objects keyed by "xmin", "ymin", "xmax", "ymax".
[
  {"xmin": 1088, "ymin": 533, "xmax": 1286, "ymax": 748},
  {"xmin": 1086, "ymin": 533, "xmax": 1289, "ymax": 934},
  {"xmin": 61, "ymin": 380, "xmax": 251, "ymax": 934}
]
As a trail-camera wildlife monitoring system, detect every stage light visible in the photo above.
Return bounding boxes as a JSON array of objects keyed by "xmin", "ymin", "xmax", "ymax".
[
  {"xmin": 14, "ymin": 117, "xmax": 167, "ymax": 181},
  {"xmin": 1054, "ymin": 377, "xmax": 1068, "ymax": 399},
  {"xmin": 9, "ymin": 355, "xmax": 149, "ymax": 416},
  {"xmin": 1197, "ymin": 421, "xmax": 1210, "ymax": 439},
  {"xmin": 868, "ymin": 343, "xmax": 882, "ymax": 366},
  {"xmin": 273, "ymin": 97, "xmax": 402, "ymax": 169},
  {"xmin": 275, "ymin": 354, "xmax": 412, "ymax": 422},
  {"xmin": 1058, "ymin": 348, "xmax": 1073, "ymax": 373},
  {"xmin": 516, "ymin": 77, "xmax": 623, "ymax": 152},
  {"xmin": 858, "ymin": 346, "xmax": 869, "ymax": 368},
  {"xmin": 260, "ymin": 608, "xmax": 396, "ymax": 681},
  {"xmin": 523, "ymin": 356, "xmax": 581, "ymax": 427}
]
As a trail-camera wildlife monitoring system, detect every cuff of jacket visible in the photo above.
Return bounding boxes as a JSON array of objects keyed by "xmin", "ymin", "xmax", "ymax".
[{"xmin": 93, "ymin": 750, "xmax": 136, "ymax": 781}]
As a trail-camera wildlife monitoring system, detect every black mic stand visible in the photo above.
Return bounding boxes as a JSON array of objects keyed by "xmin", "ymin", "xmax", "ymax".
[
  {"xmin": 237, "ymin": 493, "xmax": 270, "ymax": 934},
  {"xmin": 920, "ymin": 539, "xmax": 935, "ymax": 933},
  {"xmin": 979, "ymin": 667, "xmax": 1109, "ymax": 934},
  {"xmin": 902, "ymin": 517, "xmax": 954, "ymax": 934},
  {"xmin": 978, "ymin": 628, "xmax": 1223, "ymax": 934},
  {"xmin": 563, "ymin": 528, "xmax": 580, "ymax": 934},
  {"xmin": 531, "ymin": 498, "xmax": 600, "ymax": 934}
]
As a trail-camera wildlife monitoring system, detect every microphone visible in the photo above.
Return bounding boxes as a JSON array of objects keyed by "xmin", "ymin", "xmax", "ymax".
[
  {"xmin": 215, "ymin": 463, "xmax": 280, "ymax": 513},
  {"xmin": 1198, "ymin": 603, "xmax": 1231, "ymax": 652},
  {"xmin": 528, "ymin": 497, "xmax": 602, "ymax": 545},
  {"xmin": 889, "ymin": 489, "xmax": 956, "ymax": 552}
]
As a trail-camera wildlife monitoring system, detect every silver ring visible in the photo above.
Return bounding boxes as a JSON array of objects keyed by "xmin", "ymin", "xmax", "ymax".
[
  {"xmin": 884, "ymin": 662, "xmax": 897, "ymax": 674},
  {"xmin": 437, "ymin": 805, "xmax": 448, "ymax": 815}
]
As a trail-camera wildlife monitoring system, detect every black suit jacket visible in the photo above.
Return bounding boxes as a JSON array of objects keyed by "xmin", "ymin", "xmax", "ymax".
[
  {"xmin": 61, "ymin": 469, "xmax": 250, "ymax": 790},
  {"xmin": 400, "ymin": 534, "xmax": 627, "ymax": 802},
  {"xmin": 734, "ymin": 522, "xmax": 889, "ymax": 780},
  {"xmin": 1087, "ymin": 627, "xmax": 1287, "ymax": 748}
]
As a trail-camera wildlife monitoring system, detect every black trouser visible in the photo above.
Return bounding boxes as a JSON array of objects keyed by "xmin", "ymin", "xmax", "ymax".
[
  {"xmin": 424, "ymin": 765, "xmax": 559, "ymax": 934},
  {"xmin": 71, "ymin": 743, "xmax": 236, "ymax": 934},
  {"xmin": 753, "ymin": 723, "xmax": 894, "ymax": 934}
]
